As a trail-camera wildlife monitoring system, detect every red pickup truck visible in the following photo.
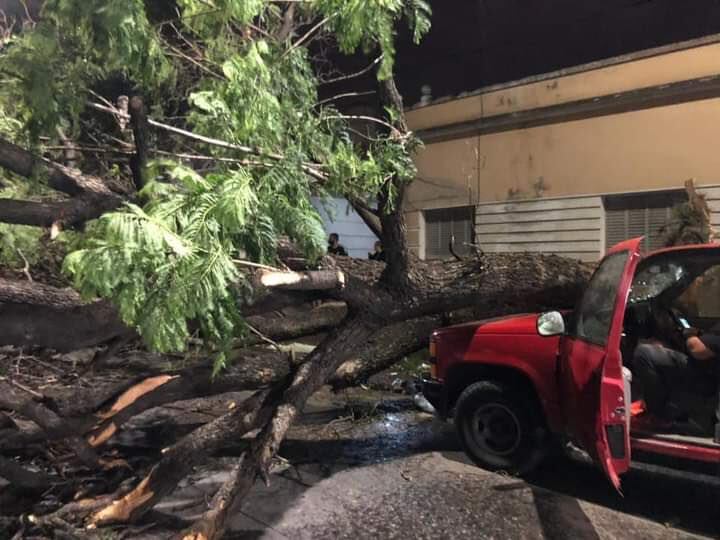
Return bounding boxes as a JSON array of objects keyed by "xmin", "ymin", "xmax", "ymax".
[{"xmin": 423, "ymin": 238, "xmax": 720, "ymax": 490}]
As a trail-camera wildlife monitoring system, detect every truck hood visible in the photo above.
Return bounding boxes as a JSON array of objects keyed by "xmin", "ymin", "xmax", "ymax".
[
  {"xmin": 433, "ymin": 313, "xmax": 541, "ymax": 338},
  {"xmin": 474, "ymin": 313, "xmax": 540, "ymax": 335}
]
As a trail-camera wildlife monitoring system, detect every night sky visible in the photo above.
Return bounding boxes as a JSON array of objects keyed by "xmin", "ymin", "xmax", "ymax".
[
  {"xmin": 4, "ymin": 1, "xmax": 720, "ymax": 109},
  {"xmin": 394, "ymin": 0, "xmax": 720, "ymax": 106}
]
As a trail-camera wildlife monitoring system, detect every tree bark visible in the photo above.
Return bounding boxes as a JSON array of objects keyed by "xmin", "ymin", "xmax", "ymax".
[
  {"xmin": 349, "ymin": 198, "xmax": 382, "ymax": 239},
  {"xmin": 0, "ymin": 381, "xmax": 101, "ymax": 468},
  {"xmin": 0, "ymin": 195, "xmax": 118, "ymax": 228},
  {"xmin": 0, "ymin": 348, "xmax": 293, "ymax": 453},
  {"xmin": 180, "ymin": 318, "xmax": 377, "ymax": 539},
  {"xmin": 129, "ymin": 96, "xmax": 149, "ymax": 191},
  {"xmin": 0, "ymin": 277, "xmax": 127, "ymax": 351},
  {"xmin": 0, "ymin": 136, "xmax": 123, "ymax": 199},
  {"xmin": 377, "ymin": 76, "xmax": 412, "ymax": 292},
  {"xmin": 0, "ymin": 455, "xmax": 52, "ymax": 492}
]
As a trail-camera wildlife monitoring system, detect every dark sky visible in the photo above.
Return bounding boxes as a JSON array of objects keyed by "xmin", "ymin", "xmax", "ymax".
[
  {"xmin": 5, "ymin": 1, "xmax": 720, "ymax": 109},
  {"xmin": 394, "ymin": 0, "xmax": 720, "ymax": 106}
]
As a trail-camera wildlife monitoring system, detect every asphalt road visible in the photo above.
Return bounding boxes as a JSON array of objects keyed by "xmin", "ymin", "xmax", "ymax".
[{"xmin": 140, "ymin": 389, "xmax": 720, "ymax": 539}]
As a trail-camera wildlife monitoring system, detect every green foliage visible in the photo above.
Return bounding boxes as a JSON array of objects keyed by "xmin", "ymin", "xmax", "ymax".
[
  {"xmin": 1, "ymin": 0, "xmax": 173, "ymax": 137},
  {"xmin": 0, "ymin": 179, "xmax": 46, "ymax": 266},
  {"xmin": 2, "ymin": 0, "xmax": 432, "ymax": 359},
  {"xmin": 405, "ymin": 0, "xmax": 432, "ymax": 44}
]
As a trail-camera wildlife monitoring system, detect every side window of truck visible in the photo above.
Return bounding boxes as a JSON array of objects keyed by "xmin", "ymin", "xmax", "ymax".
[{"xmin": 572, "ymin": 252, "xmax": 630, "ymax": 346}]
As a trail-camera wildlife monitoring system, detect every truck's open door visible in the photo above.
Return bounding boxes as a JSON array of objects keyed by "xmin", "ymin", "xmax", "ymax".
[{"xmin": 558, "ymin": 238, "xmax": 643, "ymax": 490}]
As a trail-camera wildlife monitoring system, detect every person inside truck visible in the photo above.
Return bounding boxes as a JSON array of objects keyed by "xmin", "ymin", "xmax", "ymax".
[
  {"xmin": 633, "ymin": 325, "xmax": 720, "ymax": 442},
  {"xmin": 629, "ymin": 264, "xmax": 720, "ymax": 443}
]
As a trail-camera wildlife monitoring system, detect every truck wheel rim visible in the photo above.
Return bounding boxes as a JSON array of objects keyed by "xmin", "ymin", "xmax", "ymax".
[{"xmin": 471, "ymin": 404, "xmax": 522, "ymax": 456}]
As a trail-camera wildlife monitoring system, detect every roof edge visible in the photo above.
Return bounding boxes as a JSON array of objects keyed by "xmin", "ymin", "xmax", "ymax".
[{"xmin": 407, "ymin": 32, "xmax": 720, "ymax": 112}]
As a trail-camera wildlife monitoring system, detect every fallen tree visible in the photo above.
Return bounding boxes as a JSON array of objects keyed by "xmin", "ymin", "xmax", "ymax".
[{"xmin": 0, "ymin": 3, "xmax": 593, "ymax": 538}]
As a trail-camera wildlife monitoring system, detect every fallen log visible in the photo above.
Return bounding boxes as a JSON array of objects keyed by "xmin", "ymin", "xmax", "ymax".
[{"xmin": 88, "ymin": 252, "xmax": 590, "ymax": 533}]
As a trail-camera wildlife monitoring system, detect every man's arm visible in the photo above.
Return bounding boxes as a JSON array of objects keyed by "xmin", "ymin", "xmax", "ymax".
[{"xmin": 686, "ymin": 336, "xmax": 716, "ymax": 361}]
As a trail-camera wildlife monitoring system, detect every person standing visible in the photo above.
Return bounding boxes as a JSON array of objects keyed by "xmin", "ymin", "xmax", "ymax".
[
  {"xmin": 369, "ymin": 240, "xmax": 386, "ymax": 262},
  {"xmin": 327, "ymin": 233, "xmax": 348, "ymax": 256}
]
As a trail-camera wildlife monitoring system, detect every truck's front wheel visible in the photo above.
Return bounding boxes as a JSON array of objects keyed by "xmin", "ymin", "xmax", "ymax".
[{"xmin": 454, "ymin": 380, "xmax": 546, "ymax": 475}]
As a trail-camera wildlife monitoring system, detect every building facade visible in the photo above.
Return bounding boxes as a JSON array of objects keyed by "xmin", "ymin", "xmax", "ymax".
[{"xmin": 404, "ymin": 36, "xmax": 720, "ymax": 261}]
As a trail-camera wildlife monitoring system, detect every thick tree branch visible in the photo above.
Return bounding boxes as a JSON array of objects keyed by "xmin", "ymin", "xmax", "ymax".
[
  {"xmin": 349, "ymin": 197, "xmax": 382, "ymax": 239},
  {"xmin": 0, "ymin": 137, "xmax": 121, "ymax": 198},
  {"xmin": 377, "ymin": 75, "xmax": 412, "ymax": 291},
  {"xmin": 90, "ymin": 384, "xmax": 285, "ymax": 526},
  {"xmin": 0, "ymin": 349, "xmax": 296, "ymax": 454},
  {"xmin": 0, "ymin": 455, "xmax": 52, "ymax": 492},
  {"xmin": 258, "ymin": 269, "xmax": 345, "ymax": 290},
  {"xmin": 0, "ymin": 194, "xmax": 121, "ymax": 228},
  {"xmin": 276, "ymin": 3, "xmax": 296, "ymax": 41},
  {"xmin": 128, "ymin": 96, "xmax": 149, "ymax": 191},
  {"xmin": 0, "ymin": 277, "xmax": 127, "ymax": 350}
]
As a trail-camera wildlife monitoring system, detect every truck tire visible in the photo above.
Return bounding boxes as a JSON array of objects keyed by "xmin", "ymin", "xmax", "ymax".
[{"xmin": 454, "ymin": 380, "xmax": 547, "ymax": 475}]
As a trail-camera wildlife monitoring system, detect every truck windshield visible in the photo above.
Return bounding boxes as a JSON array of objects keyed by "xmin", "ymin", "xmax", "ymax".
[
  {"xmin": 629, "ymin": 262, "xmax": 686, "ymax": 304},
  {"xmin": 572, "ymin": 251, "xmax": 629, "ymax": 346}
]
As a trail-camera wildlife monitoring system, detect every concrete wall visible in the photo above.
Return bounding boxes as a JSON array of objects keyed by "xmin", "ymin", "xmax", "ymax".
[
  {"xmin": 311, "ymin": 197, "xmax": 377, "ymax": 259},
  {"xmin": 475, "ymin": 196, "xmax": 603, "ymax": 262}
]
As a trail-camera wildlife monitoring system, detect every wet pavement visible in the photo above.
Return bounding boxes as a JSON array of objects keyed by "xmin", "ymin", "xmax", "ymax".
[{"xmin": 132, "ymin": 388, "xmax": 720, "ymax": 539}]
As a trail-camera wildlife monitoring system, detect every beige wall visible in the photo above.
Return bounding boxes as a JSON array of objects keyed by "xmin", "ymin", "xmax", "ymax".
[
  {"xmin": 406, "ymin": 40, "xmax": 720, "ymax": 131},
  {"xmin": 405, "ymin": 40, "xmax": 720, "ymax": 260},
  {"xmin": 407, "ymin": 137, "xmax": 480, "ymax": 212},
  {"xmin": 406, "ymin": 97, "xmax": 720, "ymax": 210}
]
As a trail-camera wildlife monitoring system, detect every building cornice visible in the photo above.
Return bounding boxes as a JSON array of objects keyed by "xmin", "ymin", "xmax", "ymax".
[{"xmin": 416, "ymin": 74, "xmax": 720, "ymax": 145}]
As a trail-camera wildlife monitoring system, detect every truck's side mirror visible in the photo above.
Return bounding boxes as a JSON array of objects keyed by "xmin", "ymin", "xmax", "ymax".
[{"xmin": 537, "ymin": 311, "xmax": 565, "ymax": 337}]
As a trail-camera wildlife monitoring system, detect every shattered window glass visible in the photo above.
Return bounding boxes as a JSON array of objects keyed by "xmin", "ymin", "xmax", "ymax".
[
  {"xmin": 629, "ymin": 263, "xmax": 686, "ymax": 304},
  {"xmin": 573, "ymin": 251, "xmax": 629, "ymax": 346}
]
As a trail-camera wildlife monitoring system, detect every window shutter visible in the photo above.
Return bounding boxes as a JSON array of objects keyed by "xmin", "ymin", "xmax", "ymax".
[
  {"xmin": 647, "ymin": 206, "xmax": 672, "ymax": 250},
  {"xmin": 605, "ymin": 208, "xmax": 627, "ymax": 250},
  {"xmin": 426, "ymin": 217, "xmax": 443, "ymax": 259},
  {"xmin": 604, "ymin": 191, "xmax": 686, "ymax": 252},
  {"xmin": 424, "ymin": 206, "xmax": 474, "ymax": 259}
]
